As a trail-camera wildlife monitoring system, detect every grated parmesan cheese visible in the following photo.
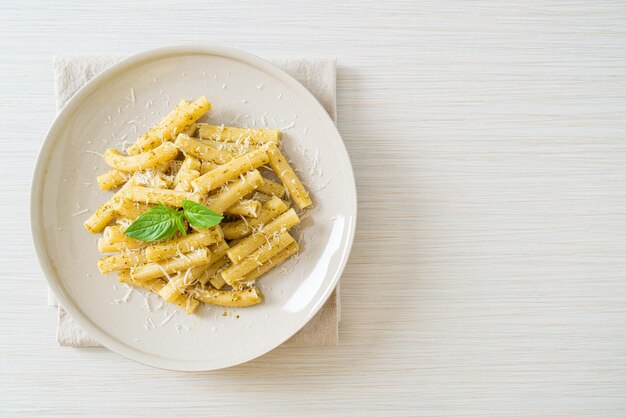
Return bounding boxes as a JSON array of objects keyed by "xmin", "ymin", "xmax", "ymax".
[
  {"xmin": 160, "ymin": 311, "xmax": 177, "ymax": 326},
  {"xmin": 147, "ymin": 317, "xmax": 156, "ymax": 329},
  {"xmin": 121, "ymin": 286, "xmax": 133, "ymax": 303},
  {"xmin": 85, "ymin": 150, "xmax": 104, "ymax": 157},
  {"xmin": 127, "ymin": 88, "xmax": 135, "ymax": 103},
  {"xmin": 72, "ymin": 209, "xmax": 89, "ymax": 217}
]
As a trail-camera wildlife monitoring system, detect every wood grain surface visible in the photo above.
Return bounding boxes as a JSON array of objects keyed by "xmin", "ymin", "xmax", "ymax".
[{"xmin": 1, "ymin": 1, "xmax": 626, "ymax": 416}]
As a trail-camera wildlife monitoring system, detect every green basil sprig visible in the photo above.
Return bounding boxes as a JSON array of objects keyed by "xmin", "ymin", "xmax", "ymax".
[
  {"xmin": 182, "ymin": 200, "xmax": 224, "ymax": 229},
  {"xmin": 123, "ymin": 200, "xmax": 222, "ymax": 242}
]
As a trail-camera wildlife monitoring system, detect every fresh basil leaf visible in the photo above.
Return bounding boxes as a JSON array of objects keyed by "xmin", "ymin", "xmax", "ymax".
[
  {"xmin": 182, "ymin": 199, "xmax": 223, "ymax": 229},
  {"xmin": 157, "ymin": 202, "xmax": 180, "ymax": 216},
  {"xmin": 124, "ymin": 204, "xmax": 181, "ymax": 242},
  {"xmin": 174, "ymin": 211, "xmax": 187, "ymax": 236}
]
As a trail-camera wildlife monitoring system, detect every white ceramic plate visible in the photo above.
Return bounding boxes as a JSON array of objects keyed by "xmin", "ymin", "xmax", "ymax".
[{"xmin": 31, "ymin": 46, "xmax": 356, "ymax": 371}]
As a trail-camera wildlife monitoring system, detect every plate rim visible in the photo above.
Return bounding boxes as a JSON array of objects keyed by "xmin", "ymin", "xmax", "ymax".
[{"xmin": 30, "ymin": 45, "xmax": 357, "ymax": 371}]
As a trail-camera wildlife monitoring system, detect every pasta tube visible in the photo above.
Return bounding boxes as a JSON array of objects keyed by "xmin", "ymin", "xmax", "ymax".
[
  {"xmin": 191, "ymin": 147, "xmax": 269, "ymax": 194},
  {"xmin": 98, "ymin": 161, "xmax": 172, "ymax": 191},
  {"xmin": 115, "ymin": 200, "xmax": 151, "ymax": 220},
  {"xmin": 103, "ymin": 141, "xmax": 179, "ymax": 172},
  {"xmin": 209, "ymin": 275, "xmax": 226, "ymax": 290},
  {"xmin": 221, "ymin": 195, "xmax": 289, "ymax": 240},
  {"xmin": 145, "ymin": 227, "xmax": 223, "ymax": 262},
  {"xmin": 199, "ymin": 160, "xmax": 218, "ymax": 175},
  {"xmin": 125, "ymin": 99, "xmax": 188, "ymax": 156},
  {"xmin": 184, "ymin": 122, "xmax": 198, "ymax": 137},
  {"xmin": 256, "ymin": 178, "xmax": 285, "ymax": 198},
  {"xmin": 130, "ymin": 248, "xmax": 210, "ymax": 282},
  {"xmin": 198, "ymin": 123, "xmax": 280, "ymax": 145},
  {"xmin": 205, "ymin": 170, "xmax": 264, "ymax": 214},
  {"xmin": 201, "ymin": 162, "xmax": 282, "ymax": 199},
  {"xmin": 84, "ymin": 173, "xmax": 140, "ymax": 233},
  {"xmin": 98, "ymin": 249, "xmax": 148, "ymax": 274},
  {"xmin": 226, "ymin": 208, "xmax": 299, "ymax": 263},
  {"xmin": 122, "ymin": 186, "xmax": 191, "ymax": 207},
  {"xmin": 173, "ymin": 155, "xmax": 201, "ymax": 192},
  {"xmin": 194, "ymin": 252, "xmax": 231, "ymax": 290},
  {"xmin": 157, "ymin": 264, "xmax": 210, "ymax": 303},
  {"xmin": 266, "ymin": 143, "xmax": 312, "ymax": 210},
  {"xmin": 221, "ymin": 231, "xmax": 295, "ymax": 285},
  {"xmin": 97, "ymin": 170, "xmax": 129, "ymax": 191},
  {"xmin": 200, "ymin": 256, "xmax": 230, "ymax": 289},
  {"xmin": 241, "ymin": 242, "xmax": 299, "ymax": 284},
  {"xmin": 148, "ymin": 172, "xmax": 173, "ymax": 189},
  {"xmin": 84, "ymin": 201, "xmax": 118, "ymax": 234},
  {"xmin": 174, "ymin": 133, "xmax": 233, "ymax": 164},
  {"xmin": 191, "ymin": 286, "xmax": 263, "ymax": 307},
  {"xmin": 158, "ymin": 240, "xmax": 230, "ymax": 302},
  {"xmin": 248, "ymin": 192, "xmax": 271, "ymax": 204},
  {"xmin": 98, "ymin": 225, "xmax": 145, "ymax": 252},
  {"xmin": 223, "ymin": 199, "xmax": 261, "ymax": 218},
  {"xmin": 127, "ymin": 97, "xmax": 210, "ymax": 155},
  {"xmin": 199, "ymin": 160, "xmax": 281, "ymax": 197},
  {"xmin": 195, "ymin": 137, "xmax": 258, "ymax": 155}
]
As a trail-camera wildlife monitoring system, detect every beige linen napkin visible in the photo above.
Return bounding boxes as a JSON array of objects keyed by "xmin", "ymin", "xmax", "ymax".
[{"xmin": 49, "ymin": 54, "xmax": 340, "ymax": 348}]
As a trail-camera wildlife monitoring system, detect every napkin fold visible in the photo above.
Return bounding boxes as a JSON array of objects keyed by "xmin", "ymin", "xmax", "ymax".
[{"xmin": 49, "ymin": 54, "xmax": 340, "ymax": 348}]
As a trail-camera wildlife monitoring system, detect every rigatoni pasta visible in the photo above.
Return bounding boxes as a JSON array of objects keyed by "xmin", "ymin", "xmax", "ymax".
[
  {"xmin": 223, "ymin": 199, "xmax": 262, "ymax": 218},
  {"xmin": 126, "ymin": 97, "xmax": 209, "ymax": 155},
  {"xmin": 85, "ymin": 96, "xmax": 313, "ymax": 313},
  {"xmin": 226, "ymin": 208, "xmax": 300, "ymax": 263},
  {"xmin": 97, "ymin": 170, "xmax": 130, "ymax": 191},
  {"xmin": 144, "ymin": 227, "xmax": 222, "ymax": 262},
  {"xmin": 205, "ymin": 170, "xmax": 264, "ymax": 214},
  {"xmin": 266, "ymin": 143, "xmax": 312, "ymax": 210},
  {"xmin": 191, "ymin": 146, "xmax": 269, "ymax": 194},
  {"xmin": 122, "ymin": 186, "xmax": 191, "ymax": 207},
  {"xmin": 98, "ymin": 225, "xmax": 145, "ymax": 253},
  {"xmin": 175, "ymin": 133, "xmax": 233, "ymax": 164},
  {"xmin": 221, "ymin": 195, "xmax": 290, "ymax": 240},
  {"xmin": 198, "ymin": 123, "xmax": 280, "ymax": 144},
  {"xmin": 221, "ymin": 231, "xmax": 296, "ymax": 285},
  {"xmin": 191, "ymin": 286, "xmax": 263, "ymax": 308},
  {"xmin": 158, "ymin": 240, "xmax": 230, "ymax": 303},
  {"xmin": 130, "ymin": 248, "xmax": 211, "ymax": 283},
  {"xmin": 104, "ymin": 141, "xmax": 179, "ymax": 172}
]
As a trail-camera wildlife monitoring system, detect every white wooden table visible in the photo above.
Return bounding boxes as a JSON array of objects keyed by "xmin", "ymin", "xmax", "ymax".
[{"xmin": 2, "ymin": 1, "xmax": 626, "ymax": 416}]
